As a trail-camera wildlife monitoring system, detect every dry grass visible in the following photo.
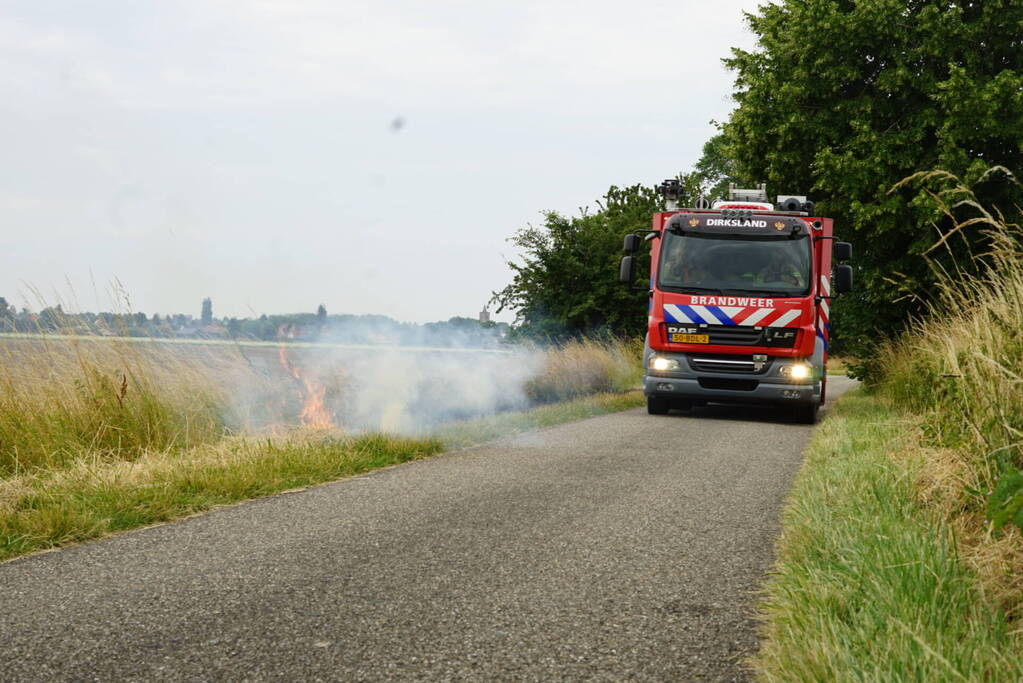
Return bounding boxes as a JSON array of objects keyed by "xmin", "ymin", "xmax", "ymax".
[
  {"xmin": 875, "ymin": 168, "xmax": 1023, "ymax": 613},
  {"xmin": 906, "ymin": 426, "xmax": 1023, "ymax": 618},
  {"xmin": 879, "ymin": 170, "xmax": 1023, "ymax": 476},
  {"xmin": 0, "ymin": 334, "xmax": 642, "ymax": 476},
  {"xmin": 524, "ymin": 337, "xmax": 642, "ymax": 403},
  {"xmin": 954, "ymin": 515, "xmax": 1023, "ymax": 621},
  {"xmin": 0, "ymin": 337, "xmax": 232, "ymax": 476},
  {"xmin": 825, "ymin": 355, "xmax": 850, "ymax": 376}
]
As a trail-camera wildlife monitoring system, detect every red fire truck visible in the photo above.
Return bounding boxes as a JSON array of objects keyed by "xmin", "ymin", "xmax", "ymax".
[{"xmin": 619, "ymin": 182, "xmax": 853, "ymax": 423}]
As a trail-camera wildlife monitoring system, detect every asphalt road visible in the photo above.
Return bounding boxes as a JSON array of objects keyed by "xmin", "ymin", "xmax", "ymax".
[{"xmin": 1, "ymin": 377, "xmax": 856, "ymax": 681}]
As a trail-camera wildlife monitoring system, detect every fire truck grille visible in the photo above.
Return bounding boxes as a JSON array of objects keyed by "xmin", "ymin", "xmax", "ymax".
[
  {"xmin": 689, "ymin": 355, "xmax": 759, "ymax": 374},
  {"xmin": 706, "ymin": 325, "xmax": 763, "ymax": 345}
]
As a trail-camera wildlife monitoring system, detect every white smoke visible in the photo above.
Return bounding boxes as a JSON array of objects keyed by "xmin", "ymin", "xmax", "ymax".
[
  {"xmin": 222, "ymin": 338, "xmax": 547, "ymax": 435},
  {"xmin": 327, "ymin": 346, "xmax": 545, "ymax": 433}
]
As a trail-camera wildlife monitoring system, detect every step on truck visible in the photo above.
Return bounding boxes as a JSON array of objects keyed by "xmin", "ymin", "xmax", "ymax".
[{"xmin": 619, "ymin": 182, "xmax": 853, "ymax": 424}]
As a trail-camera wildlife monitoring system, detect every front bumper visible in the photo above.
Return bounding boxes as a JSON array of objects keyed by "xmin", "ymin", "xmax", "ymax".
[
  {"xmin": 643, "ymin": 353, "xmax": 821, "ymax": 406},
  {"xmin": 644, "ymin": 374, "xmax": 819, "ymax": 405}
]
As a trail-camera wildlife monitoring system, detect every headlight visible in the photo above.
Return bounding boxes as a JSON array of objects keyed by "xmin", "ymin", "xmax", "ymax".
[
  {"xmin": 649, "ymin": 356, "xmax": 680, "ymax": 372},
  {"xmin": 780, "ymin": 362, "xmax": 812, "ymax": 380}
]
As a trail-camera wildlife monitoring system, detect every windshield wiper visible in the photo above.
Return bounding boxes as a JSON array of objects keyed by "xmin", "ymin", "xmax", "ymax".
[
  {"xmin": 721, "ymin": 288, "xmax": 805, "ymax": 297},
  {"xmin": 671, "ymin": 286, "xmax": 725, "ymax": 294}
]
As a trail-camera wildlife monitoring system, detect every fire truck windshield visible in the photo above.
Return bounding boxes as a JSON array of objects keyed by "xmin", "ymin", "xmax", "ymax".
[{"xmin": 658, "ymin": 232, "xmax": 811, "ymax": 297}]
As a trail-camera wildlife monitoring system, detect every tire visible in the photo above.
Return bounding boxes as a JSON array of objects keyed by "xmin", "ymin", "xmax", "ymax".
[
  {"xmin": 647, "ymin": 396, "xmax": 670, "ymax": 415},
  {"xmin": 794, "ymin": 402, "xmax": 819, "ymax": 424}
]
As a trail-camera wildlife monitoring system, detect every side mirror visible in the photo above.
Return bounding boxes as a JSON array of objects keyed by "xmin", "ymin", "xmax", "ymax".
[
  {"xmin": 619, "ymin": 256, "xmax": 636, "ymax": 285},
  {"xmin": 835, "ymin": 264, "xmax": 853, "ymax": 294},
  {"xmin": 835, "ymin": 241, "xmax": 852, "ymax": 261},
  {"xmin": 623, "ymin": 234, "xmax": 640, "ymax": 253}
]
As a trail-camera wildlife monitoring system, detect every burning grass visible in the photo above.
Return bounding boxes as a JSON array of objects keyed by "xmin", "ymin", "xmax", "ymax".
[
  {"xmin": 277, "ymin": 344, "xmax": 337, "ymax": 429},
  {"xmin": 0, "ymin": 332, "xmax": 643, "ymax": 560}
]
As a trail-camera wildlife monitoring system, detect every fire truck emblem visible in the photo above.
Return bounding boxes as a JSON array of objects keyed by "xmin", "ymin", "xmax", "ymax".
[
  {"xmin": 774, "ymin": 221, "xmax": 786, "ymax": 231},
  {"xmin": 688, "ymin": 218, "xmax": 699, "ymax": 228}
]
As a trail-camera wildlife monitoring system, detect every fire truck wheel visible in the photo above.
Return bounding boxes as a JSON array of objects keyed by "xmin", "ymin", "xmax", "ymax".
[
  {"xmin": 794, "ymin": 402, "xmax": 819, "ymax": 425},
  {"xmin": 647, "ymin": 396, "xmax": 670, "ymax": 415}
]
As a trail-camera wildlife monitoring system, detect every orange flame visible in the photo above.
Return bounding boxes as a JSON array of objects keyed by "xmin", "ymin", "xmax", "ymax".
[{"xmin": 278, "ymin": 345, "xmax": 335, "ymax": 429}]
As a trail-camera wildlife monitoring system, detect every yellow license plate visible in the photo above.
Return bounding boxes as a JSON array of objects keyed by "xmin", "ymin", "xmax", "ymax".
[{"xmin": 670, "ymin": 333, "xmax": 709, "ymax": 344}]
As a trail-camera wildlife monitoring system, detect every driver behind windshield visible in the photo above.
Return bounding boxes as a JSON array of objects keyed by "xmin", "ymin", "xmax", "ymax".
[
  {"xmin": 716, "ymin": 251, "xmax": 757, "ymax": 283},
  {"xmin": 755, "ymin": 251, "xmax": 805, "ymax": 288},
  {"xmin": 663, "ymin": 248, "xmax": 710, "ymax": 283}
]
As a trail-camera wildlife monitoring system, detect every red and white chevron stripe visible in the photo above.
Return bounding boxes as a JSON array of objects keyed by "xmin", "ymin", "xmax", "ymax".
[
  {"xmin": 819, "ymin": 275, "xmax": 830, "ymax": 322},
  {"xmin": 664, "ymin": 303, "xmax": 804, "ymax": 327}
]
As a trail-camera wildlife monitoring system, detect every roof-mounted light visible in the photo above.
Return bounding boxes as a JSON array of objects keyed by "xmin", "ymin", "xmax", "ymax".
[
  {"xmin": 727, "ymin": 182, "xmax": 768, "ymax": 203},
  {"xmin": 720, "ymin": 208, "xmax": 757, "ymax": 219},
  {"xmin": 713, "ymin": 201, "xmax": 775, "ymax": 212}
]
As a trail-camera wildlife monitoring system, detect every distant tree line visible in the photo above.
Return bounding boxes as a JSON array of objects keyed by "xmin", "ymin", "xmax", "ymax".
[
  {"xmin": 493, "ymin": 185, "xmax": 660, "ymax": 340},
  {"xmin": 0, "ymin": 297, "xmax": 508, "ymax": 349}
]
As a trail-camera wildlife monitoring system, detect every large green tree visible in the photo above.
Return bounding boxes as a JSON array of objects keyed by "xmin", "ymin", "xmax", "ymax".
[
  {"xmin": 723, "ymin": 0, "xmax": 1023, "ymax": 363},
  {"xmin": 692, "ymin": 133, "xmax": 742, "ymax": 202},
  {"xmin": 494, "ymin": 185, "xmax": 661, "ymax": 340}
]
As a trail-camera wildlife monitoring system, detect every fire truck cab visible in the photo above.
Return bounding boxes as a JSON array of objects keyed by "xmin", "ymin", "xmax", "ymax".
[{"xmin": 620, "ymin": 182, "xmax": 853, "ymax": 424}]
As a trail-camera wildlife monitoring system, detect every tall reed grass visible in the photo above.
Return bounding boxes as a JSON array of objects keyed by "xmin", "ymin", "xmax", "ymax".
[
  {"xmin": 876, "ymin": 169, "xmax": 1023, "ymax": 533},
  {"xmin": 524, "ymin": 337, "xmax": 643, "ymax": 403},
  {"xmin": 0, "ymin": 338, "xmax": 229, "ymax": 476}
]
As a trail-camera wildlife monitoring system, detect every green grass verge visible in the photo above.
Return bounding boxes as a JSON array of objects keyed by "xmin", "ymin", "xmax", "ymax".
[
  {"xmin": 754, "ymin": 389, "xmax": 1023, "ymax": 681},
  {"xmin": 0, "ymin": 391, "xmax": 643, "ymax": 562}
]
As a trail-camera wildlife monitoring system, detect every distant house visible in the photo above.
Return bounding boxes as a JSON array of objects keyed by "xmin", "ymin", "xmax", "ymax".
[{"xmin": 200, "ymin": 323, "xmax": 228, "ymax": 337}]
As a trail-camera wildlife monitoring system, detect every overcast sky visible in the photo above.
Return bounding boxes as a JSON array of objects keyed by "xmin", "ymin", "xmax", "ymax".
[{"xmin": 1, "ymin": 0, "xmax": 762, "ymax": 323}]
